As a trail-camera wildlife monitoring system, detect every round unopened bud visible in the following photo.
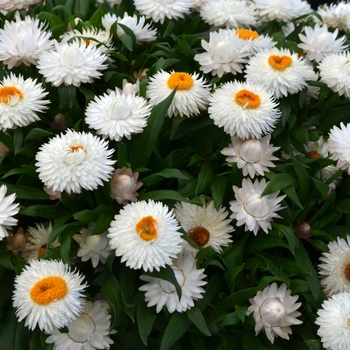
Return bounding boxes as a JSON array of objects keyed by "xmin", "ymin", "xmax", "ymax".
[
  {"xmin": 244, "ymin": 194, "xmax": 270, "ymax": 218},
  {"xmin": 239, "ymin": 139, "xmax": 264, "ymax": 163},
  {"xmin": 6, "ymin": 229, "xmax": 27, "ymax": 255},
  {"xmin": 259, "ymin": 297, "xmax": 287, "ymax": 326},
  {"xmin": 294, "ymin": 222, "xmax": 312, "ymax": 239}
]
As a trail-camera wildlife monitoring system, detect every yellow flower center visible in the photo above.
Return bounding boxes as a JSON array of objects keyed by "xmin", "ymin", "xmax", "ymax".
[
  {"xmin": 344, "ymin": 262, "xmax": 350, "ymax": 282},
  {"xmin": 136, "ymin": 216, "xmax": 158, "ymax": 241},
  {"xmin": 235, "ymin": 29, "xmax": 260, "ymax": 40},
  {"xmin": 235, "ymin": 89, "xmax": 261, "ymax": 109},
  {"xmin": 308, "ymin": 150, "xmax": 322, "ymax": 159},
  {"xmin": 167, "ymin": 72, "xmax": 194, "ymax": 90},
  {"xmin": 0, "ymin": 86, "xmax": 23, "ymax": 104},
  {"xmin": 268, "ymin": 55, "xmax": 293, "ymax": 70},
  {"xmin": 78, "ymin": 39, "xmax": 91, "ymax": 48},
  {"xmin": 188, "ymin": 226, "xmax": 210, "ymax": 247},
  {"xmin": 30, "ymin": 276, "xmax": 68, "ymax": 305},
  {"xmin": 70, "ymin": 145, "xmax": 87, "ymax": 153},
  {"xmin": 37, "ymin": 244, "xmax": 47, "ymax": 258}
]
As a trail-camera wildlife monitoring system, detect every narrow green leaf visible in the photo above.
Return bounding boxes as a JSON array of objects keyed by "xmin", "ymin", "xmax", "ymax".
[
  {"xmin": 273, "ymin": 223, "xmax": 296, "ymax": 255},
  {"xmin": 1, "ymin": 184, "xmax": 49, "ymax": 200},
  {"xmin": 187, "ymin": 307, "xmax": 211, "ymax": 336},
  {"xmin": 136, "ymin": 302, "xmax": 157, "ymax": 346},
  {"xmin": 0, "ymin": 245, "xmax": 14, "ymax": 271},
  {"xmin": 195, "ymin": 163, "xmax": 214, "ymax": 196},
  {"xmin": 224, "ymin": 264, "xmax": 245, "ymax": 292},
  {"xmin": 209, "ymin": 175, "xmax": 229, "ymax": 210},
  {"xmin": 235, "ymin": 305, "xmax": 247, "ymax": 323},
  {"xmin": 21, "ymin": 205, "xmax": 69, "ymax": 219},
  {"xmin": 242, "ymin": 331, "xmax": 267, "ymax": 350},
  {"xmin": 138, "ymin": 190, "xmax": 194, "ymax": 203},
  {"xmin": 13, "ymin": 128, "xmax": 23, "ymax": 155},
  {"xmin": 142, "ymin": 168, "xmax": 191, "ymax": 183},
  {"xmin": 262, "ymin": 173, "xmax": 298, "ymax": 196},
  {"xmin": 73, "ymin": 209, "xmax": 98, "ymax": 224},
  {"xmin": 73, "ymin": 0, "xmax": 90, "ymax": 19}
]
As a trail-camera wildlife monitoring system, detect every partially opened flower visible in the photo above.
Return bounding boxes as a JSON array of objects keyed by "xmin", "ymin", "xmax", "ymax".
[
  {"xmin": 0, "ymin": 73, "xmax": 49, "ymax": 131},
  {"xmin": 0, "ymin": 0, "xmax": 43, "ymax": 11},
  {"xmin": 139, "ymin": 251, "xmax": 207, "ymax": 313},
  {"xmin": 6, "ymin": 229, "xmax": 27, "ymax": 255},
  {"xmin": 107, "ymin": 200, "xmax": 182, "ymax": 272},
  {"xmin": 246, "ymin": 283, "xmax": 302, "ymax": 344},
  {"xmin": 317, "ymin": 2, "xmax": 350, "ymax": 33},
  {"xmin": 0, "ymin": 184, "xmax": 19, "ymax": 241},
  {"xmin": 146, "ymin": 70, "xmax": 210, "ymax": 117},
  {"xmin": 230, "ymin": 178, "xmax": 285, "ymax": 234},
  {"xmin": 12, "ymin": 259, "xmax": 87, "ymax": 332},
  {"xmin": 35, "ymin": 129, "xmax": 115, "ymax": 194},
  {"xmin": 234, "ymin": 29, "xmax": 276, "ymax": 54}
]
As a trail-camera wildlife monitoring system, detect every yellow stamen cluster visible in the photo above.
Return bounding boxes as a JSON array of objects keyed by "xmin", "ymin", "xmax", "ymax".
[
  {"xmin": 235, "ymin": 89, "xmax": 261, "ymax": 109},
  {"xmin": 235, "ymin": 29, "xmax": 260, "ymax": 40},
  {"xmin": 167, "ymin": 72, "xmax": 194, "ymax": 90},
  {"xmin": 0, "ymin": 86, "xmax": 23, "ymax": 104},
  {"xmin": 188, "ymin": 226, "xmax": 210, "ymax": 247},
  {"xmin": 136, "ymin": 216, "xmax": 158, "ymax": 241},
  {"xmin": 30, "ymin": 276, "xmax": 68, "ymax": 305},
  {"xmin": 268, "ymin": 55, "xmax": 293, "ymax": 70}
]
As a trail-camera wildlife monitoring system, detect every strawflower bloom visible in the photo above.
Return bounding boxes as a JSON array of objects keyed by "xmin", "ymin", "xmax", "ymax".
[
  {"xmin": 139, "ymin": 251, "xmax": 207, "ymax": 313},
  {"xmin": 0, "ymin": 184, "xmax": 19, "ymax": 240},
  {"xmin": 12, "ymin": 259, "xmax": 87, "ymax": 332},
  {"xmin": 246, "ymin": 282, "xmax": 302, "ymax": 344},
  {"xmin": 0, "ymin": 0, "xmax": 42, "ymax": 11},
  {"xmin": 146, "ymin": 70, "xmax": 210, "ymax": 117},
  {"xmin": 317, "ymin": 2, "xmax": 350, "ymax": 34},
  {"xmin": 107, "ymin": 200, "xmax": 183, "ymax": 272},
  {"xmin": 230, "ymin": 178, "xmax": 285, "ymax": 234},
  {"xmin": 35, "ymin": 129, "xmax": 115, "ymax": 194}
]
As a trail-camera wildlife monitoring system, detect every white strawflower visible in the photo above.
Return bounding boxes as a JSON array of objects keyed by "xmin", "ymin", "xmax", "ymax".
[
  {"xmin": 117, "ymin": 79, "xmax": 140, "ymax": 95},
  {"xmin": 234, "ymin": 29, "xmax": 276, "ymax": 54},
  {"xmin": 317, "ymin": 2, "xmax": 350, "ymax": 34},
  {"xmin": 298, "ymin": 24, "xmax": 348, "ymax": 63},
  {"xmin": 73, "ymin": 223, "xmax": 111, "ymax": 268},
  {"xmin": 134, "ymin": 0, "xmax": 194, "ymax": 24},
  {"xmin": 316, "ymin": 292, "xmax": 350, "ymax": 350},
  {"xmin": 107, "ymin": 200, "xmax": 183, "ymax": 272},
  {"xmin": 174, "ymin": 201, "xmax": 234, "ymax": 255},
  {"xmin": 221, "ymin": 134, "xmax": 280, "ymax": 178},
  {"xmin": 194, "ymin": 29, "xmax": 251, "ymax": 78},
  {"xmin": 146, "ymin": 70, "xmax": 210, "ymax": 117},
  {"xmin": 208, "ymin": 80, "xmax": 281, "ymax": 139},
  {"xmin": 96, "ymin": 0, "xmax": 121, "ymax": 5},
  {"xmin": 12, "ymin": 259, "xmax": 87, "ymax": 333},
  {"xmin": 35, "ymin": 129, "xmax": 115, "ymax": 194},
  {"xmin": 0, "ymin": 184, "xmax": 19, "ymax": 240},
  {"xmin": 319, "ymin": 52, "xmax": 350, "ymax": 99},
  {"xmin": 245, "ymin": 47, "xmax": 311, "ymax": 99},
  {"xmin": 139, "ymin": 251, "xmax": 207, "ymax": 313},
  {"xmin": 246, "ymin": 283, "xmax": 302, "ymax": 344},
  {"xmin": 37, "ymin": 40, "xmax": 108, "ymax": 87},
  {"xmin": 0, "ymin": 0, "xmax": 42, "ymax": 11},
  {"xmin": 0, "ymin": 13, "xmax": 53, "ymax": 69},
  {"xmin": 85, "ymin": 88, "xmax": 151, "ymax": 141},
  {"xmin": 0, "ymin": 73, "xmax": 49, "ymax": 131},
  {"xmin": 230, "ymin": 178, "xmax": 285, "ymax": 234}
]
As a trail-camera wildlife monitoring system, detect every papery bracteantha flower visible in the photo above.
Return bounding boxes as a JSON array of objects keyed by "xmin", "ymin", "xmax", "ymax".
[
  {"xmin": 0, "ymin": 73, "xmax": 49, "ymax": 131},
  {"xmin": 12, "ymin": 259, "xmax": 87, "ymax": 333},
  {"xmin": 110, "ymin": 167, "xmax": 143, "ymax": 205},
  {"xmin": 317, "ymin": 2, "xmax": 350, "ymax": 34},
  {"xmin": 46, "ymin": 300, "xmax": 113, "ymax": 350},
  {"xmin": 0, "ymin": 184, "xmax": 19, "ymax": 240},
  {"xmin": 37, "ymin": 40, "xmax": 108, "ymax": 87},
  {"xmin": 85, "ymin": 88, "xmax": 151, "ymax": 141},
  {"xmin": 319, "ymin": 52, "xmax": 350, "ymax": 99},
  {"xmin": 107, "ymin": 200, "xmax": 182, "ymax": 272},
  {"xmin": 174, "ymin": 201, "xmax": 234, "ymax": 255},
  {"xmin": 73, "ymin": 223, "xmax": 111, "ymax": 268},
  {"xmin": 0, "ymin": 13, "xmax": 53, "ymax": 69},
  {"xmin": 134, "ymin": 0, "xmax": 194, "ymax": 24},
  {"xmin": 0, "ymin": 0, "xmax": 42, "ymax": 11},
  {"xmin": 208, "ymin": 80, "xmax": 281, "ymax": 139},
  {"xmin": 35, "ymin": 129, "xmax": 115, "ymax": 194},
  {"xmin": 117, "ymin": 79, "xmax": 140, "ymax": 96},
  {"xmin": 146, "ymin": 70, "xmax": 210, "ymax": 117},
  {"xmin": 245, "ymin": 47, "xmax": 311, "ymax": 99},
  {"xmin": 298, "ymin": 24, "xmax": 348, "ymax": 63},
  {"xmin": 221, "ymin": 134, "xmax": 280, "ymax": 178},
  {"xmin": 194, "ymin": 29, "xmax": 251, "ymax": 78},
  {"xmin": 234, "ymin": 29, "xmax": 276, "ymax": 54},
  {"xmin": 139, "ymin": 251, "xmax": 207, "ymax": 313},
  {"xmin": 246, "ymin": 282, "xmax": 302, "ymax": 344},
  {"xmin": 316, "ymin": 292, "xmax": 350, "ymax": 350},
  {"xmin": 230, "ymin": 178, "xmax": 285, "ymax": 234}
]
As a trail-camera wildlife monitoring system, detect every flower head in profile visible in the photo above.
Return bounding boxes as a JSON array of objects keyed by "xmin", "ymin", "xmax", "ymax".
[
  {"xmin": 230, "ymin": 178, "xmax": 285, "ymax": 234},
  {"xmin": 0, "ymin": 73, "xmax": 49, "ymax": 131},
  {"xmin": 35, "ymin": 130, "xmax": 115, "ymax": 194},
  {"xmin": 317, "ymin": 2, "xmax": 350, "ymax": 34},
  {"xmin": 0, "ymin": 0, "xmax": 43, "ymax": 11},
  {"xmin": 221, "ymin": 135, "xmax": 280, "ymax": 178},
  {"xmin": 6, "ymin": 229, "xmax": 27, "ymax": 256},
  {"xmin": 85, "ymin": 88, "xmax": 151, "ymax": 141},
  {"xmin": 234, "ymin": 29, "xmax": 276, "ymax": 54},
  {"xmin": 107, "ymin": 200, "xmax": 182, "ymax": 272},
  {"xmin": 246, "ymin": 282, "xmax": 302, "ymax": 344},
  {"xmin": 110, "ymin": 167, "xmax": 143, "ymax": 205},
  {"xmin": 208, "ymin": 80, "xmax": 281, "ymax": 139},
  {"xmin": 0, "ymin": 13, "xmax": 53, "ymax": 69},
  {"xmin": 0, "ymin": 184, "xmax": 19, "ymax": 241},
  {"xmin": 146, "ymin": 70, "xmax": 210, "ymax": 117},
  {"xmin": 139, "ymin": 251, "xmax": 207, "ymax": 313},
  {"xmin": 174, "ymin": 201, "xmax": 234, "ymax": 255},
  {"xmin": 12, "ymin": 259, "xmax": 87, "ymax": 332}
]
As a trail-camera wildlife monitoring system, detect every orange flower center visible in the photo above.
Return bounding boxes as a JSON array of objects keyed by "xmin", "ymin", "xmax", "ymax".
[
  {"xmin": 235, "ymin": 29, "xmax": 260, "ymax": 40},
  {"xmin": 37, "ymin": 244, "xmax": 47, "ymax": 258},
  {"xmin": 188, "ymin": 226, "xmax": 210, "ymax": 247},
  {"xmin": 344, "ymin": 262, "xmax": 350, "ymax": 282},
  {"xmin": 308, "ymin": 150, "xmax": 322, "ymax": 159},
  {"xmin": 167, "ymin": 72, "xmax": 194, "ymax": 90},
  {"xmin": 235, "ymin": 89, "xmax": 261, "ymax": 109},
  {"xmin": 30, "ymin": 276, "xmax": 68, "ymax": 305},
  {"xmin": 268, "ymin": 55, "xmax": 293, "ymax": 70},
  {"xmin": 70, "ymin": 145, "xmax": 86, "ymax": 153},
  {"xmin": 0, "ymin": 86, "xmax": 23, "ymax": 104},
  {"xmin": 136, "ymin": 216, "xmax": 158, "ymax": 241},
  {"xmin": 78, "ymin": 39, "xmax": 91, "ymax": 48}
]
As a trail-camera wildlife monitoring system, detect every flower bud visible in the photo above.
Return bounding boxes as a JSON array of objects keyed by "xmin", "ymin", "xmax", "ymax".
[
  {"xmin": 239, "ymin": 139, "xmax": 264, "ymax": 163},
  {"xmin": 294, "ymin": 222, "xmax": 312, "ymax": 239},
  {"xmin": 6, "ymin": 229, "xmax": 27, "ymax": 255},
  {"xmin": 260, "ymin": 297, "xmax": 287, "ymax": 326}
]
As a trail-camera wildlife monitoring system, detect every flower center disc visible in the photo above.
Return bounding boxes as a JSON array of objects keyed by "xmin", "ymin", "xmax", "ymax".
[
  {"xmin": 188, "ymin": 226, "xmax": 210, "ymax": 247},
  {"xmin": 235, "ymin": 89, "xmax": 261, "ymax": 109},
  {"xmin": 136, "ymin": 216, "xmax": 158, "ymax": 241},
  {"xmin": 308, "ymin": 150, "xmax": 322, "ymax": 158},
  {"xmin": 37, "ymin": 244, "xmax": 47, "ymax": 258},
  {"xmin": 30, "ymin": 276, "xmax": 68, "ymax": 305},
  {"xmin": 78, "ymin": 39, "xmax": 91, "ymax": 48},
  {"xmin": 167, "ymin": 72, "xmax": 194, "ymax": 90},
  {"xmin": 268, "ymin": 55, "xmax": 293, "ymax": 70},
  {"xmin": 0, "ymin": 86, "xmax": 23, "ymax": 104},
  {"xmin": 70, "ymin": 145, "xmax": 87, "ymax": 153},
  {"xmin": 344, "ymin": 262, "xmax": 350, "ymax": 281},
  {"xmin": 235, "ymin": 29, "xmax": 260, "ymax": 40}
]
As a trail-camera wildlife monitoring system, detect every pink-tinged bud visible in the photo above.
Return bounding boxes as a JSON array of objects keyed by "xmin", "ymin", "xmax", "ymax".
[
  {"xmin": 6, "ymin": 228, "xmax": 27, "ymax": 255},
  {"xmin": 49, "ymin": 113, "xmax": 68, "ymax": 131},
  {"xmin": 43, "ymin": 186, "xmax": 62, "ymax": 201},
  {"xmin": 239, "ymin": 139, "xmax": 264, "ymax": 163},
  {"xmin": 0, "ymin": 141, "xmax": 9, "ymax": 156},
  {"xmin": 259, "ymin": 297, "xmax": 288, "ymax": 326},
  {"xmin": 110, "ymin": 167, "xmax": 143, "ymax": 205}
]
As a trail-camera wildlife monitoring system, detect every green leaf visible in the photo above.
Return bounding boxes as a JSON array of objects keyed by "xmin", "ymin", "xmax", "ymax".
[
  {"xmin": 195, "ymin": 163, "xmax": 214, "ymax": 196},
  {"xmin": 311, "ymin": 177, "xmax": 330, "ymax": 199},
  {"xmin": 0, "ymin": 245, "xmax": 14, "ymax": 271},
  {"xmin": 138, "ymin": 190, "xmax": 198, "ymax": 203},
  {"xmin": 90, "ymin": 210, "xmax": 114, "ymax": 235},
  {"xmin": 73, "ymin": 209, "xmax": 98, "ymax": 224},
  {"xmin": 142, "ymin": 168, "xmax": 191, "ymax": 183},
  {"xmin": 187, "ymin": 307, "xmax": 211, "ymax": 336},
  {"xmin": 224, "ymin": 264, "xmax": 245, "ymax": 292},
  {"xmin": 13, "ymin": 128, "xmax": 23, "ymax": 155},
  {"xmin": 136, "ymin": 302, "xmax": 157, "ymax": 346},
  {"xmin": 235, "ymin": 305, "xmax": 247, "ymax": 323},
  {"xmin": 209, "ymin": 175, "xmax": 229, "ymax": 210},
  {"xmin": 73, "ymin": 0, "xmax": 90, "ymax": 19},
  {"xmin": 1, "ymin": 184, "xmax": 49, "ymax": 200},
  {"xmin": 20, "ymin": 204, "xmax": 69, "ymax": 219},
  {"xmin": 262, "ymin": 173, "xmax": 298, "ymax": 196},
  {"xmin": 273, "ymin": 223, "xmax": 296, "ymax": 254},
  {"xmin": 242, "ymin": 331, "xmax": 268, "ymax": 350},
  {"xmin": 1, "ymin": 165, "xmax": 37, "ymax": 179}
]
